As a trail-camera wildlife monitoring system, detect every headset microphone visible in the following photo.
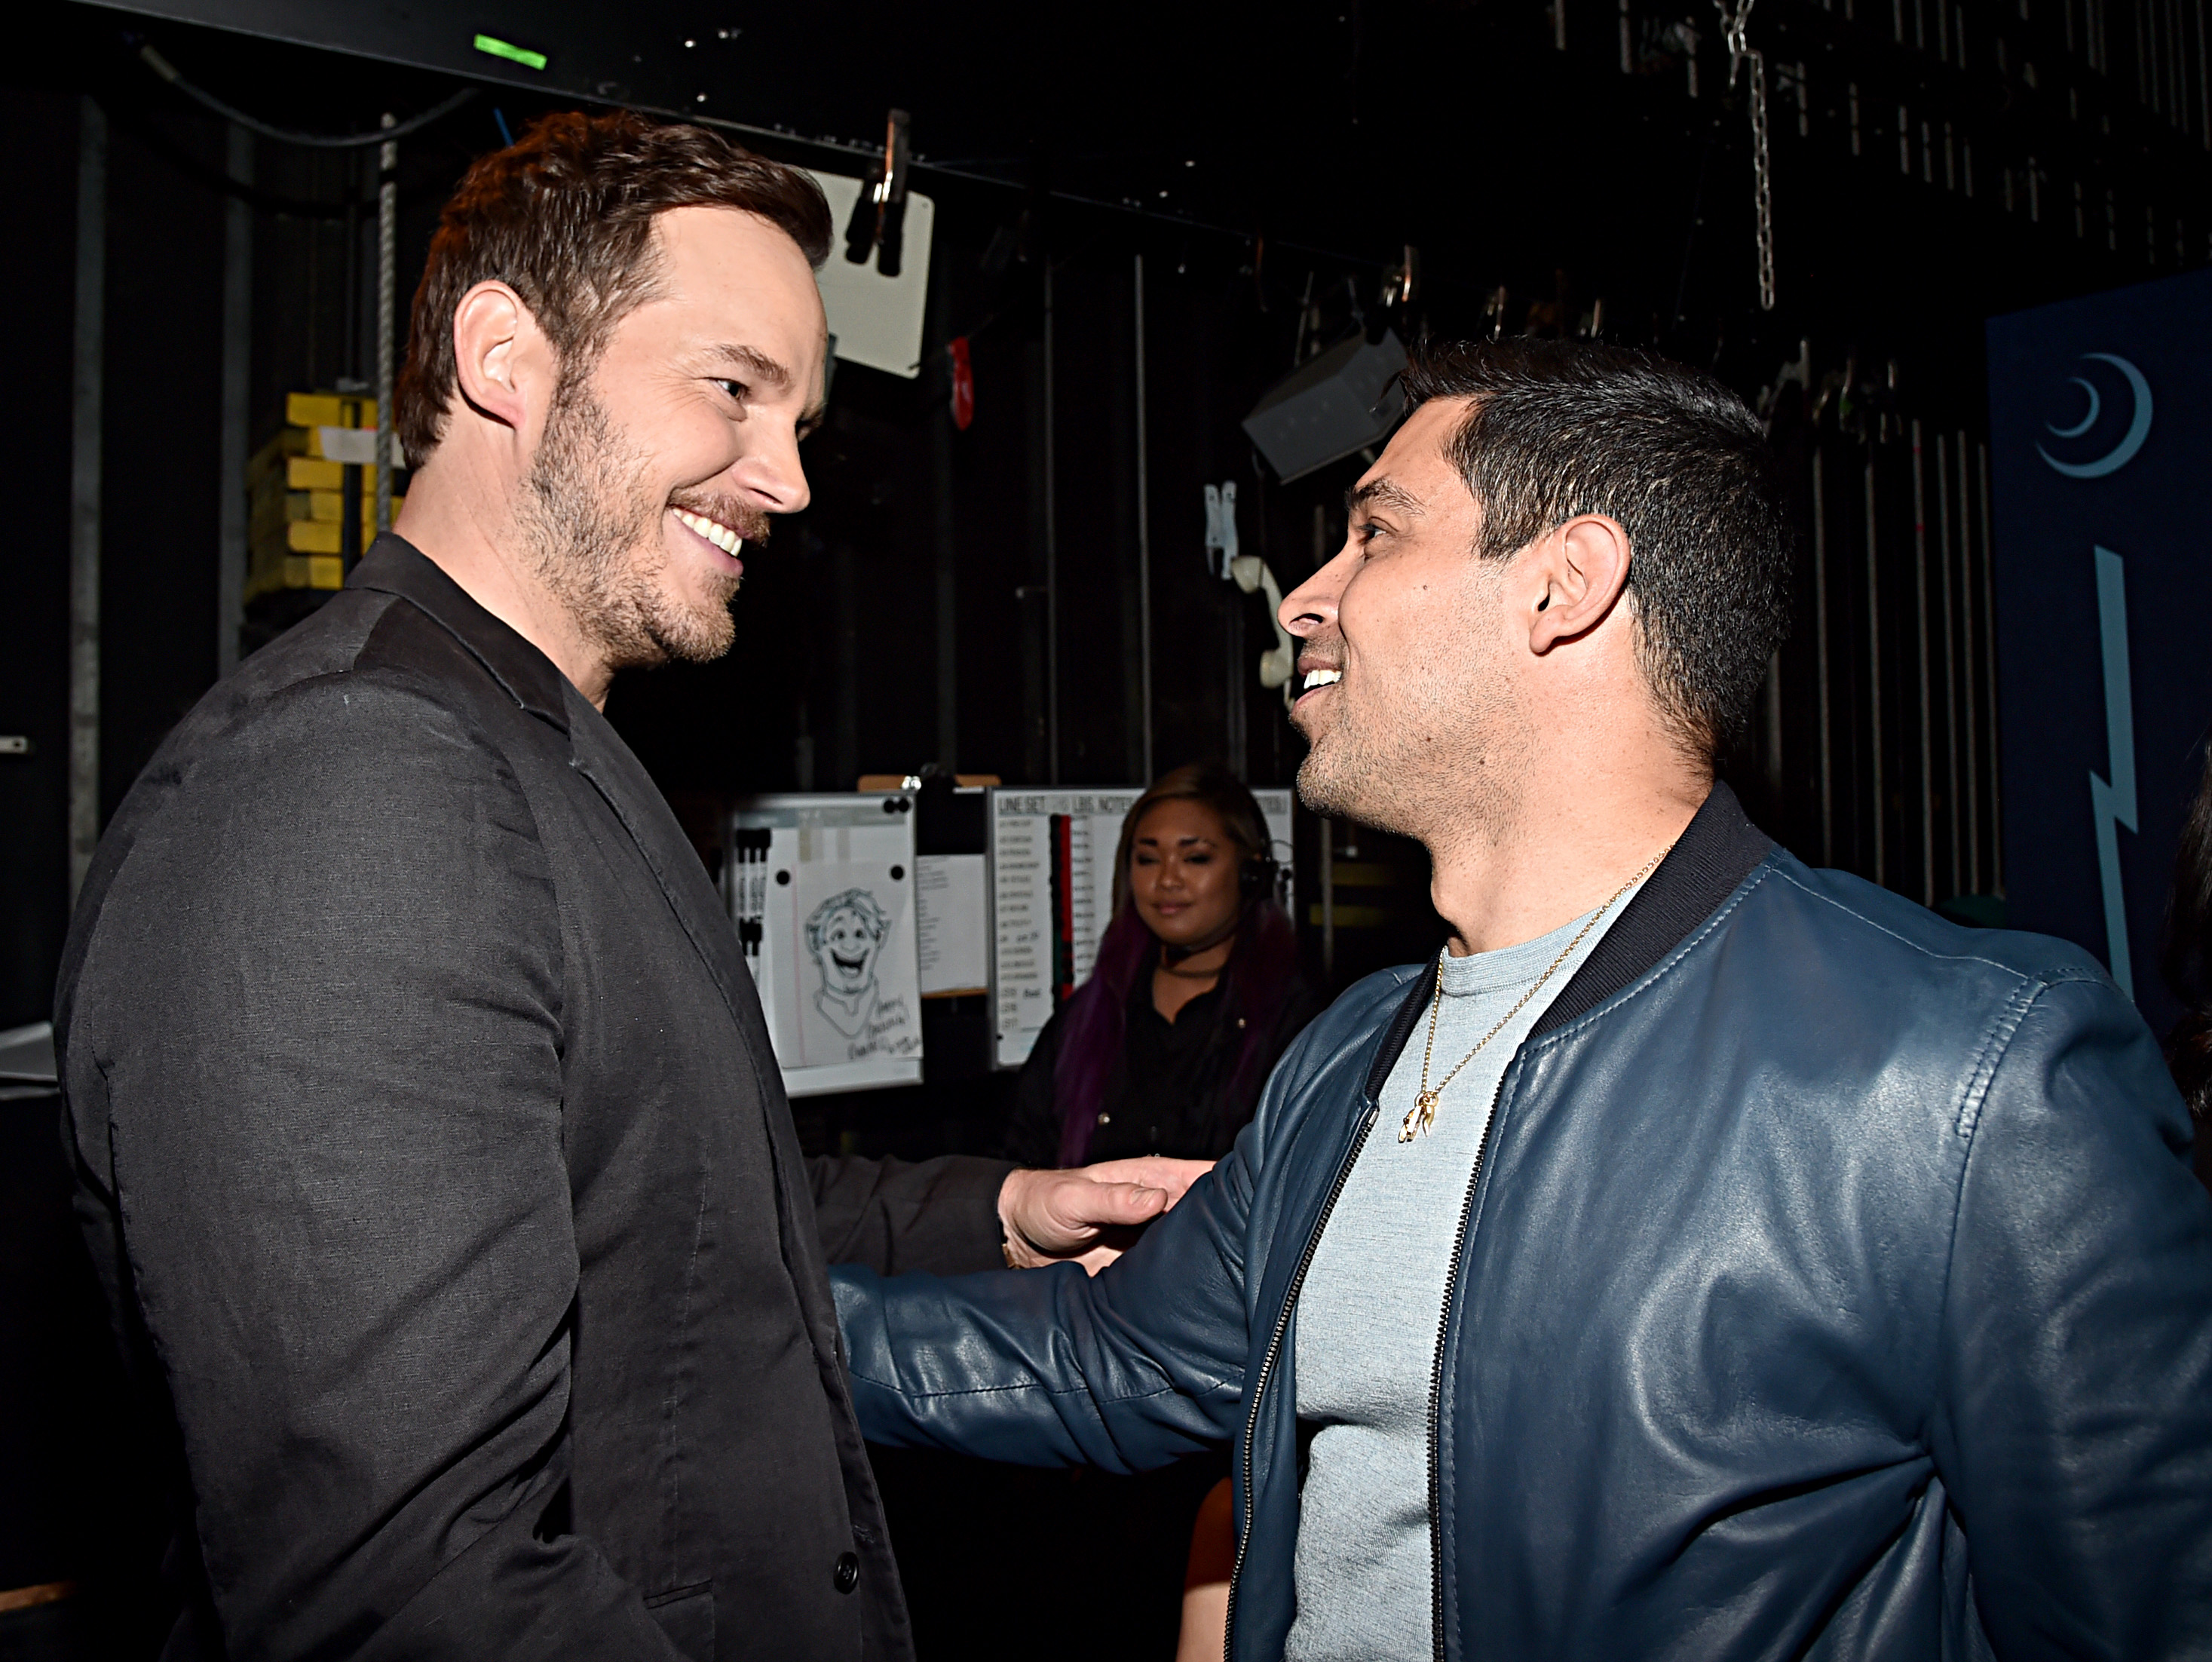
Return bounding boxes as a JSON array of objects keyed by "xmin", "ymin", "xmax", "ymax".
[{"xmin": 1240, "ymin": 853, "xmax": 1281, "ymax": 904}]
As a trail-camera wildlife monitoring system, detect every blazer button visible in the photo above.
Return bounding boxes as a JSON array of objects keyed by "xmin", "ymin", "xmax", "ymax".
[
  {"xmin": 1098, "ymin": 1112, "xmax": 1111, "ymax": 1125},
  {"xmin": 835, "ymin": 1551, "xmax": 860, "ymax": 1594}
]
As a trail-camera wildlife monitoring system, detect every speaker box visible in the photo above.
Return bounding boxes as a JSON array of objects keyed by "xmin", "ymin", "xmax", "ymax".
[{"xmin": 1241, "ymin": 329, "xmax": 1408, "ymax": 482}]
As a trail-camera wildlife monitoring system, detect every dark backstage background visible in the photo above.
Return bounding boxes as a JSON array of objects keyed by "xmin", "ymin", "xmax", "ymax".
[{"xmin": 3, "ymin": 0, "xmax": 2209, "ymax": 1653}]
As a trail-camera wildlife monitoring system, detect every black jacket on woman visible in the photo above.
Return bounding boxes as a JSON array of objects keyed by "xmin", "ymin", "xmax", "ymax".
[{"xmin": 1003, "ymin": 959, "xmax": 1322, "ymax": 1169}]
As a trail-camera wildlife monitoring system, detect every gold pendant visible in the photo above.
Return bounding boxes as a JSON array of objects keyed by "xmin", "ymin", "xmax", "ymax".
[{"xmin": 1399, "ymin": 1090, "xmax": 1440, "ymax": 1142}]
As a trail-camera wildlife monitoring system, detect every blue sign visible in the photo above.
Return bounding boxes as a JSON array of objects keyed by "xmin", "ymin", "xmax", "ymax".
[{"xmin": 1988, "ymin": 267, "xmax": 2212, "ymax": 1036}]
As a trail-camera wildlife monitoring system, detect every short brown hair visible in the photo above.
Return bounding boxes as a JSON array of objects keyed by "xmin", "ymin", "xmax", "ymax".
[
  {"xmin": 1400, "ymin": 338, "xmax": 1792, "ymax": 758},
  {"xmin": 395, "ymin": 111, "xmax": 832, "ymax": 464}
]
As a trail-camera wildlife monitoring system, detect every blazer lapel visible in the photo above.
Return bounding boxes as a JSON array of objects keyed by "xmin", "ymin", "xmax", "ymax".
[
  {"xmin": 352, "ymin": 537, "xmax": 820, "ymax": 1245},
  {"xmin": 559, "ymin": 688, "xmax": 783, "ymax": 1072},
  {"xmin": 561, "ymin": 691, "xmax": 853, "ymax": 1376}
]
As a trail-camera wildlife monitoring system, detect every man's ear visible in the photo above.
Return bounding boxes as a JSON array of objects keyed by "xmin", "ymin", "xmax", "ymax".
[
  {"xmin": 449, "ymin": 281, "xmax": 549, "ymax": 435},
  {"xmin": 1527, "ymin": 514, "xmax": 1633, "ymax": 653}
]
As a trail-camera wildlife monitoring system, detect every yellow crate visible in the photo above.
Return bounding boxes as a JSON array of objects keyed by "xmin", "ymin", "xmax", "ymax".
[
  {"xmin": 245, "ymin": 543, "xmax": 343, "ymax": 599},
  {"xmin": 248, "ymin": 489, "xmax": 290, "ymax": 542},
  {"xmin": 286, "ymin": 520, "xmax": 346, "ymax": 553},
  {"xmin": 285, "ymin": 456, "xmax": 394, "ymax": 491},
  {"xmin": 283, "ymin": 504, "xmax": 401, "ymax": 551},
  {"xmin": 302, "ymin": 489, "xmax": 403, "ymax": 524},
  {"xmin": 245, "ymin": 425, "xmax": 308, "ymax": 490},
  {"xmin": 265, "ymin": 489, "xmax": 362, "ymax": 528},
  {"xmin": 285, "ymin": 392, "xmax": 378, "ymax": 429}
]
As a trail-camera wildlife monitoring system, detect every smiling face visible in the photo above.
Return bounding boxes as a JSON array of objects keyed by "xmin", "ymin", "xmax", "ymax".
[
  {"xmin": 1127, "ymin": 798, "xmax": 1245, "ymax": 951},
  {"xmin": 815, "ymin": 905, "xmax": 883, "ymax": 995},
  {"xmin": 1281, "ymin": 397, "xmax": 1530, "ymax": 841},
  {"xmin": 519, "ymin": 204, "xmax": 826, "ymax": 670}
]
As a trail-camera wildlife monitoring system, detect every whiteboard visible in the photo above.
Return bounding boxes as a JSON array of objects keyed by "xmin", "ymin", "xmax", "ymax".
[
  {"xmin": 728, "ymin": 794, "xmax": 924, "ymax": 1097},
  {"xmin": 988, "ymin": 787, "xmax": 1294, "ymax": 1070}
]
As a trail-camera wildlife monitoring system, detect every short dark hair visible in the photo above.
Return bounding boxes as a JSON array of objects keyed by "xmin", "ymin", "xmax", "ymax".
[
  {"xmin": 1400, "ymin": 338, "xmax": 1792, "ymax": 757},
  {"xmin": 395, "ymin": 111, "xmax": 833, "ymax": 465}
]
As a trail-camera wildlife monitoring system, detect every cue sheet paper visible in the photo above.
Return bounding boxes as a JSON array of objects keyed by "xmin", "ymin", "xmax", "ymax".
[
  {"xmin": 915, "ymin": 854, "xmax": 990, "ymax": 997},
  {"xmin": 988, "ymin": 788, "xmax": 1294, "ymax": 1070}
]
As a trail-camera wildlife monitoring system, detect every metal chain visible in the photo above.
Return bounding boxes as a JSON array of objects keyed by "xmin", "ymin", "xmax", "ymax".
[
  {"xmin": 1747, "ymin": 45, "xmax": 1775, "ymax": 309},
  {"xmin": 375, "ymin": 121, "xmax": 398, "ymax": 535},
  {"xmin": 1716, "ymin": 0, "xmax": 1778, "ymax": 311}
]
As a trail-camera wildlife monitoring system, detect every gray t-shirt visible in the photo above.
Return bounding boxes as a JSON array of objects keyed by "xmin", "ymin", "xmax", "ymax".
[{"xmin": 1285, "ymin": 894, "xmax": 1634, "ymax": 1660}]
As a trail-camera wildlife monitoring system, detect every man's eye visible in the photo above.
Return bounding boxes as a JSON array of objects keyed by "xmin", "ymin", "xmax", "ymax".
[{"xmin": 715, "ymin": 379, "xmax": 749, "ymax": 403}]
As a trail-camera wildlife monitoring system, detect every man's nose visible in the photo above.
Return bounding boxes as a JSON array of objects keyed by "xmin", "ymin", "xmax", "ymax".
[
  {"xmin": 1280, "ymin": 541, "xmax": 1353, "ymax": 638},
  {"xmin": 731, "ymin": 423, "xmax": 811, "ymax": 517}
]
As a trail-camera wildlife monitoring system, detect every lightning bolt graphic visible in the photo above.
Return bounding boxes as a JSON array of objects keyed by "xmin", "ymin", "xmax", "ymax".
[{"xmin": 2088, "ymin": 546, "xmax": 2137, "ymax": 1001}]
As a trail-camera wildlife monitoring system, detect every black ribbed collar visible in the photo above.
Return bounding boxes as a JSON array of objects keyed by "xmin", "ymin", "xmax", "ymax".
[
  {"xmin": 348, "ymin": 534, "xmax": 573, "ymax": 733},
  {"xmin": 1362, "ymin": 780, "xmax": 1774, "ymax": 1098}
]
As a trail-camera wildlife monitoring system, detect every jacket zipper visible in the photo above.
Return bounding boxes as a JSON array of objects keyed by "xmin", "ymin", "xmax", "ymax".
[
  {"xmin": 1221, "ymin": 1097, "xmax": 1382, "ymax": 1662},
  {"xmin": 1426, "ymin": 1071, "xmax": 1509, "ymax": 1662}
]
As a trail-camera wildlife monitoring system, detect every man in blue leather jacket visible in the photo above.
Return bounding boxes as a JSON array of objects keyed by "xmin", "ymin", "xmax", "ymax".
[{"xmin": 834, "ymin": 339, "xmax": 2212, "ymax": 1659}]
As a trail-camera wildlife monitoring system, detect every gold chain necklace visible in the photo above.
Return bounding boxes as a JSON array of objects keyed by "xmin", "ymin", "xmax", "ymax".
[{"xmin": 1399, "ymin": 845, "xmax": 1672, "ymax": 1144}]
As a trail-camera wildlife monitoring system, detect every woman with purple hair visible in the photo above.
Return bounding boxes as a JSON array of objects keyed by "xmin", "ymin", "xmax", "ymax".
[
  {"xmin": 1003, "ymin": 762, "xmax": 1321, "ymax": 1172},
  {"xmin": 994, "ymin": 764, "xmax": 1319, "ymax": 1661}
]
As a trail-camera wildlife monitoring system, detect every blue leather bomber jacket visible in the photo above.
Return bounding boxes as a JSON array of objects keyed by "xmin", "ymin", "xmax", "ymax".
[{"xmin": 834, "ymin": 785, "xmax": 2212, "ymax": 1660}]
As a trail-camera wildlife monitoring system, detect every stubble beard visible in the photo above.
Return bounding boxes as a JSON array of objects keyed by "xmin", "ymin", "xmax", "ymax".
[
  {"xmin": 1294, "ymin": 660, "xmax": 1523, "ymax": 846},
  {"xmin": 1295, "ymin": 701, "xmax": 1429, "ymax": 839},
  {"xmin": 521, "ymin": 379, "xmax": 756, "ymax": 670}
]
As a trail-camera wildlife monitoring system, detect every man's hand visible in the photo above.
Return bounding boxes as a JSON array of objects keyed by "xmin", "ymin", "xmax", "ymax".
[{"xmin": 997, "ymin": 1158, "xmax": 1215, "ymax": 1275}]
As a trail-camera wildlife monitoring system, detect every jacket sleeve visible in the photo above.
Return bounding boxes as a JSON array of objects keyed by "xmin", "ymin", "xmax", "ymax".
[
  {"xmin": 830, "ymin": 1122, "xmax": 1255, "ymax": 1473},
  {"xmin": 62, "ymin": 674, "xmax": 680, "ymax": 1662},
  {"xmin": 999, "ymin": 1009, "xmax": 1068, "ymax": 1167},
  {"xmin": 1931, "ymin": 969, "xmax": 2212, "ymax": 1657},
  {"xmin": 809, "ymin": 1152, "xmax": 1014, "ymax": 1275}
]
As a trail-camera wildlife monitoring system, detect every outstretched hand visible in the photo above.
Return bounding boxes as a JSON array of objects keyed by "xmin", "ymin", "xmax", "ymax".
[{"xmin": 997, "ymin": 1157, "xmax": 1216, "ymax": 1275}]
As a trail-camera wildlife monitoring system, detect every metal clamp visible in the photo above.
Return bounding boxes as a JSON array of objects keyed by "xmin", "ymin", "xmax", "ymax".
[{"xmin": 1203, "ymin": 480, "xmax": 1239, "ymax": 578}]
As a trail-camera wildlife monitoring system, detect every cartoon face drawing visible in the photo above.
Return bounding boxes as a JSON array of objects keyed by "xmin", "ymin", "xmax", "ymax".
[{"xmin": 805, "ymin": 888, "xmax": 893, "ymax": 1038}]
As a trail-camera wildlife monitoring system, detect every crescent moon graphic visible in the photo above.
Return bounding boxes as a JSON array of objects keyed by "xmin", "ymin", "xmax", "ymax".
[
  {"xmin": 2038, "ymin": 352, "xmax": 2152, "ymax": 478},
  {"xmin": 2045, "ymin": 376, "xmax": 2101, "ymax": 438}
]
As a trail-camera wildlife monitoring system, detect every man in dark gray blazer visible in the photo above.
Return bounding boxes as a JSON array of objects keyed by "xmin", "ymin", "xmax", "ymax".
[{"xmin": 54, "ymin": 112, "xmax": 1193, "ymax": 1660}]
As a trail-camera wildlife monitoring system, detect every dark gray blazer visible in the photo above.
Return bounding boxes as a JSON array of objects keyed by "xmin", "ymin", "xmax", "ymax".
[{"xmin": 55, "ymin": 537, "xmax": 1010, "ymax": 1661}]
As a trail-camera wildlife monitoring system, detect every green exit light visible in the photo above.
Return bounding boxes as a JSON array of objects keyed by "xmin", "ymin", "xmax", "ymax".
[{"xmin": 473, "ymin": 33, "xmax": 547, "ymax": 71}]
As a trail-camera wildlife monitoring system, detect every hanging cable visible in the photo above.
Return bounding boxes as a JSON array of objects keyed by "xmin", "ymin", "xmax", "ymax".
[{"xmin": 134, "ymin": 41, "xmax": 474, "ymax": 149}]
